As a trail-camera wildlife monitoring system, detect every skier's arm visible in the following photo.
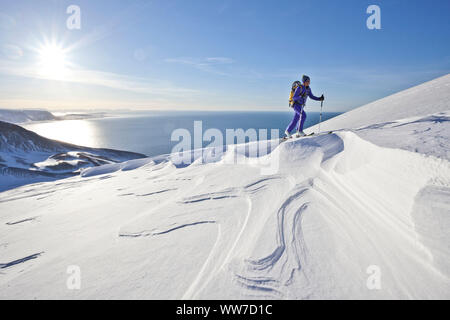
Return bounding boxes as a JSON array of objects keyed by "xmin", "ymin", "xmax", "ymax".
[{"xmin": 308, "ymin": 89, "xmax": 321, "ymax": 101}]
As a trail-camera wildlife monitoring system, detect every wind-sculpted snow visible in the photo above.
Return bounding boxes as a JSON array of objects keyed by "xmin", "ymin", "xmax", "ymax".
[
  {"xmin": 0, "ymin": 252, "xmax": 44, "ymax": 269},
  {"xmin": 352, "ymin": 111, "xmax": 450, "ymax": 160},
  {"xmin": 0, "ymin": 129, "xmax": 448, "ymax": 299},
  {"xmin": 307, "ymin": 73, "xmax": 450, "ymax": 134},
  {"xmin": 0, "ymin": 76, "xmax": 449, "ymax": 299}
]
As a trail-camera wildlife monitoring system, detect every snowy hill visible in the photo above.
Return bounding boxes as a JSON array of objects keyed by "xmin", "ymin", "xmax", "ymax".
[
  {"xmin": 0, "ymin": 108, "xmax": 107, "ymax": 124},
  {"xmin": 0, "ymin": 75, "xmax": 449, "ymax": 299},
  {"xmin": 0, "ymin": 121, "xmax": 146, "ymax": 191},
  {"xmin": 307, "ymin": 74, "xmax": 450, "ymax": 134},
  {"xmin": 306, "ymin": 74, "xmax": 450, "ymax": 161},
  {"xmin": 0, "ymin": 109, "xmax": 56, "ymax": 124}
]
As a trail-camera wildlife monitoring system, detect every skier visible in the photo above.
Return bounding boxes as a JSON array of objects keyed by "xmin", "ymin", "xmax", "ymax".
[{"xmin": 285, "ymin": 75, "xmax": 324, "ymax": 138}]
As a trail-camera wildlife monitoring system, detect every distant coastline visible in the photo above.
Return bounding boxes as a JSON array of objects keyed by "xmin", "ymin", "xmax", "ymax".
[{"xmin": 0, "ymin": 108, "xmax": 107, "ymax": 124}]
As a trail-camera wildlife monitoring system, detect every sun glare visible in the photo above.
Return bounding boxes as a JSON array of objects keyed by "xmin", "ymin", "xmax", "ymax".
[{"xmin": 37, "ymin": 44, "xmax": 69, "ymax": 80}]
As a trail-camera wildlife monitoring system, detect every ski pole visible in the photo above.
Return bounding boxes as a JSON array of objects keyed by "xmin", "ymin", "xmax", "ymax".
[{"xmin": 318, "ymin": 98, "xmax": 323, "ymax": 134}]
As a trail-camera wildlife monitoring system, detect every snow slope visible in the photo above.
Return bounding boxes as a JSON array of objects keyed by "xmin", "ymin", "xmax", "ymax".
[
  {"xmin": 307, "ymin": 73, "xmax": 450, "ymax": 134},
  {"xmin": 0, "ymin": 75, "xmax": 449, "ymax": 299},
  {"xmin": 0, "ymin": 121, "xmax": 146, "ymax": 191}
]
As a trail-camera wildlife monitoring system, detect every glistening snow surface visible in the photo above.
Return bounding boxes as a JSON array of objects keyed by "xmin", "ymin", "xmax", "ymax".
[{"xmin": 0, "ymin": 74, "xmax": 449, "ymax": 299}]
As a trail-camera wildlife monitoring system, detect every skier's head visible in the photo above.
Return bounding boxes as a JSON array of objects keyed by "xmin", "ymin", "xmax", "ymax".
[{"xmin": 302, "ymin": 75, "xmax": 310, "ymax": 86}]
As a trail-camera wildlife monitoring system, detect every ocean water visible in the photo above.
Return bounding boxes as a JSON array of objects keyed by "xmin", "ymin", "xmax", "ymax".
[{"xmin": 23, "ymin": 111, "xmax": 342, "ymax": 157}]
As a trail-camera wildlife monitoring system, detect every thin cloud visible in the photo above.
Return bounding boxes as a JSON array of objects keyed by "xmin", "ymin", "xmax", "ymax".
[
  {"xmin": 0, "ymin": 59, "xmax": 200, "ymax": 97},
  {"xmin": 205, "ymin": 57, "xmax": 234, "ymax": 64},
  {"xmin": 165, "ymin": 56, "xmax": 235, "ymax": 76}
]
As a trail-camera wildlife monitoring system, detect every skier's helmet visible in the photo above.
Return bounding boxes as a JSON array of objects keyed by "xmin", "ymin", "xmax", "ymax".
[{"xmin": 302, "ymin": 75, "xmax": 310, "ymax": 83}]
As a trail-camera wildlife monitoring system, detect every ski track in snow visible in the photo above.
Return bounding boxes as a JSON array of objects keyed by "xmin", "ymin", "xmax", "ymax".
[
  {"xmin": 6, "ymin": 216, "xmax": 38, "ymax": 225},
  {"xmin": 0, "ymin": 252, "xmax": 43, "ymax": 269}
]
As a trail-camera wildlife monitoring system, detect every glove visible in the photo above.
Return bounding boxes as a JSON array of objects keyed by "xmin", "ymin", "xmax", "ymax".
[{"xmin": 320, "ymin": 94, "xmax": 325, "ymax": 101}]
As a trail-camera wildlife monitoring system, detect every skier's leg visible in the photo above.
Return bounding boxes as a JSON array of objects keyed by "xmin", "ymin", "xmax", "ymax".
[
  {"xmin": 299, "ymin": 110, "xmax": 307, "ymax": 132},
  {"xmin": 286, "ymin": 109, "xmax": 300, "ymax": 134},
  {"xmin": 295, "ymin": 107, "xmax": 306, "ymax": 137},
  {"xmin": 296, "ymin": 106, "xmax": 303, "ymax": 133}
]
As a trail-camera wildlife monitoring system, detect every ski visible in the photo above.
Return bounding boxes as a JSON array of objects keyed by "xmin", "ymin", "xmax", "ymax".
[
  {"xmin": 296, "ymin": 132, "xmax": 315, "ymax": 138},
  {"xmin": 281, "ymin": 131, "xmax": 333, "ymax": 142},
  {"xmin": 280, "ymin": 136, "xmax": 293, "ymax": 142},
  {"xmin": 280, "ymin": 131, "xmax": 334, "ymax": 143},
  {"xmin": 302, "ymin": 131, "xmax": 333, "ymax": 137}
]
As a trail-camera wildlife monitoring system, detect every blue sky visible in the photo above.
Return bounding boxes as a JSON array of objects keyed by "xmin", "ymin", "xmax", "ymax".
[{"xmin": 0, "ymin": 0, "xmax": 449, "ymax": 112}]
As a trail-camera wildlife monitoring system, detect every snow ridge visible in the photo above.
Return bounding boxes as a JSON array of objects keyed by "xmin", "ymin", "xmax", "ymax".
[
  {"xmin": 0, "ymin": 120, "xmax": 146, "ymax": 191},
  {"xmin": 0, "ymin": 109, "xmax": 56, "ymax": 124}
]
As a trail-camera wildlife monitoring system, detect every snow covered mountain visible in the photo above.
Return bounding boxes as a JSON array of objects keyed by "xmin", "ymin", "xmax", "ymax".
[
  {"xmin": 0, "ymin": 108, "xmax": 107, "ymax": 124},
  {"xmin": 306, "ymin": 74, "xmax": 450, "ymax": 160},
  {"xmin": 0, "ymin": 121, "xmax": 146, "ymax": 191},
  {"xmin": 307, "ymin": 74, "xmax": 450, "ymax": 135},
  {"xmin": 0, "ymin": 109, "xmax": 56, "ymax": 124},
  {"xmin": 0, "ymin": 75, "xmax": 449, "ymax": 299}
]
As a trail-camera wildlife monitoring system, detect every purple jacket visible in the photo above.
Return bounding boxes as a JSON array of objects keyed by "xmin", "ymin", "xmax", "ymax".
[{"xmin": 293, "ymin": 85, "xmax": 321, "ymax": 107}]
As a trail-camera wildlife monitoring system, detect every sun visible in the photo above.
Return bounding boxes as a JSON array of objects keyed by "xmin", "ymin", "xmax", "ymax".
[{"xmin": 37, "ymin": 44, "xmax": 69, "ymax": 80}]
